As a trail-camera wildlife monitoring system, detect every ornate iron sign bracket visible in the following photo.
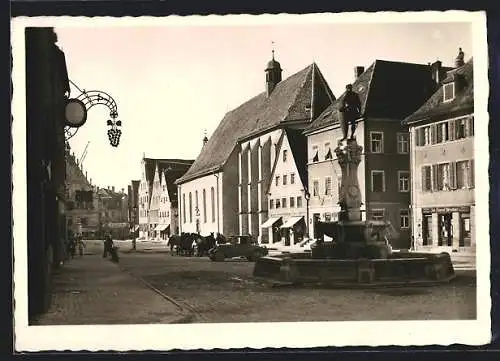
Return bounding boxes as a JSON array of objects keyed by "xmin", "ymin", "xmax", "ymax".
[{"xmin": 64, "ymin": 80, "xmax": 122, "ymax": 147}]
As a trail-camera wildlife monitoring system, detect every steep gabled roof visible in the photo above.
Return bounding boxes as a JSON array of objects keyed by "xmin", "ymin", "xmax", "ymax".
[
  {"xmin": 143, "ymin": 158, "xmax": 194, "ymax": 203},
  {"xmin": 306, "ymin": 60, "xmax": 436, "ymax": 133},
  {"xmin": 176, "ymin": 63, "xmax": 335, "ymax": 184},
  {"xmin": 285, "ymin": 128, "xmax": 308, "ymax": 190},
  {"xmin": 403, "ymin": 58, "xmax": 474, "ymax": 125}
]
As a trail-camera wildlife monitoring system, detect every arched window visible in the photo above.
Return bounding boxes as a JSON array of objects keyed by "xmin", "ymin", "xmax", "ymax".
[
  {"xmin": 195, "ymin": 190, "xmax": 199, "ymax": 214},
  {"xmin": 182, "ymin": 193, "xmax": 186, "ymax": 223},
  {"xmin": 189, "ymin": 192, "xmax": 193, "ymax": 223},
  {"xmin": 211, "ymin": 187, "xmax": 215, "ymax": 223},
  {"xmin": 203, "ymin": 189, "xmax": 207, "ymax": 223}
]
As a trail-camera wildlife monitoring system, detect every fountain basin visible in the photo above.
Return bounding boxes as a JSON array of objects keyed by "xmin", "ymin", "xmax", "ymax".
[{"xmin": 253, "ymin": 251, "xmax": 455, "ymax": 287}]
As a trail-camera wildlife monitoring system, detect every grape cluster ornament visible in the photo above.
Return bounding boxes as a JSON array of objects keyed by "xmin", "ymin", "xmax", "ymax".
[{"xmin": 107, "ymin": 112, "xmax": 122, "ymax": 147}]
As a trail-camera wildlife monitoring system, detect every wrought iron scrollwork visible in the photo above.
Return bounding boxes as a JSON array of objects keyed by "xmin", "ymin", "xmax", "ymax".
[{"xmin": 64, "ymin": 80, "xmax": 122, "ymax": 147}]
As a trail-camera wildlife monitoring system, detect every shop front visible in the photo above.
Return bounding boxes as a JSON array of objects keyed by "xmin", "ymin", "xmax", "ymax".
[
  {"xmin": 260, "ymin": 217, "xmax": 283, "ymax": 244},
  {"xmin": 419, "ymin": 205, "xmax": 474, "ymax": 252},
  {"xmin": 279, "ymin": 216, "xmax": 306, "ymax": 245},
  {"xmin": 154, "ymin": 224, "xmax": 170, "ymax": 240}
]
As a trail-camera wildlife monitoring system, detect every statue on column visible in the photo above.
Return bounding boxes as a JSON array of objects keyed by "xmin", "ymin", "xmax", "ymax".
[
  {"xmin": 455, "ymin": 47, "xmax": 465, "ymax": 67},
  {"xmin": 339, "ymin": 84, "xmax": 361, "ymax": 142}
]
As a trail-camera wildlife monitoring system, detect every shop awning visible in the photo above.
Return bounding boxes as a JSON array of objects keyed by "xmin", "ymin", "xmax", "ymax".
[
  {"xmin": 280, "ymin": 216, "xmax": 304, "ymax": 229},
  {"xmin": 260, "ymin": 217, "xmax": 282, "ymax": 228},
  {"xmin": 156, "ymin": 224, "xmax": 169, "ymax": 232}
]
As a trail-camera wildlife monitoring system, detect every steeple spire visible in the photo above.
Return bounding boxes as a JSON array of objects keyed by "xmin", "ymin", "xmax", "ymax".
[{"xmin": 265, "ymin": 42, "xmax": 282, "ymax": 97}]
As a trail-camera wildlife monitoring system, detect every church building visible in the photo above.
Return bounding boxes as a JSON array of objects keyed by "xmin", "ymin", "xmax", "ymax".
[{"xmin": 175, "ymin": 54, "xmax": 335, "ymax": 242}]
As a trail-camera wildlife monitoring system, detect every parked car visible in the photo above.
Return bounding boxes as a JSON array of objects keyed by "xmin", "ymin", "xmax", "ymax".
[{"xmin": 208, "ymin": 235, "xmax": 268, "ymax": 262}]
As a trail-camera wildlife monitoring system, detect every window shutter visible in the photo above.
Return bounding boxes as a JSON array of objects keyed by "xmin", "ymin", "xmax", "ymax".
[
  {"xmin": 421, "ymin": 167, "xmax": 427, "ymax": 191},
  {"xmin": 450, "ymin": 162, "xmax": 457, "ymax": 189},
  {"xmin": 432, "ymin": 164, "xmax": 438, "ymax": 191},
  {"xmin": 468, "ymin": 159, "xmax": 475, "ymax": 188},
  {"xmin": 468, "ymin": 116, "xmax": 474, "ymax": 137},
  {"xmin": 449, "ymin": 120, "xmax": 456, "ymax": 141},
  {"xmin": 430, "ymin": 124, "xmax": 437, "ymax": 144}
]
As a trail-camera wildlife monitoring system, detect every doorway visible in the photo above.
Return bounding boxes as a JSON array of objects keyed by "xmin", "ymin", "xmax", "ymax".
[{"xmin": 438, "ymin": 213, "xmax": 453, "ymax": 247}]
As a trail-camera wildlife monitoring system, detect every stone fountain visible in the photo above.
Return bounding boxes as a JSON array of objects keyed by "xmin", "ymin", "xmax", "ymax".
[{"xmin": 253, "ymin": 89, "xmax": 455, "ymax": 286}]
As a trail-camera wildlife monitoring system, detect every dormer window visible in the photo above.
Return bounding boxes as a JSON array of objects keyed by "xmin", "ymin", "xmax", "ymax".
[{"xmin": 443, "ymin": 82, "xmax": 455, "ymax": 102}]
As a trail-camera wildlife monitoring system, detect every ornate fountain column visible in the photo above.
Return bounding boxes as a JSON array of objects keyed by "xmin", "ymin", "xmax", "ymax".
[{"xmin": 335, "ymin": 139, "xmax": 363, "ymax": 221}]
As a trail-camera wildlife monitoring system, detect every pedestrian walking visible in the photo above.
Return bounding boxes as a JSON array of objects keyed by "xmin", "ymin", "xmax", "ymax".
[{"xmin": 103, "ymin": 234, "xmax": 112, "ymax": 258}]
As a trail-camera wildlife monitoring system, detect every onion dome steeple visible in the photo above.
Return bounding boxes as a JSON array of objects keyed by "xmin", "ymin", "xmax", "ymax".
[{"xmin": 265, "ymin": 44, "xmax": 282, "ymax": 97}]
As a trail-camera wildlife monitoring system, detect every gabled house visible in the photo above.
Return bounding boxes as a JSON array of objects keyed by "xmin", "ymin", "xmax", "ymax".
[
  {"xmin": 264, "ymin": 128, "xmax": 308, "ymax": 245},
  {"xmin": 403, "ymin": 52, "xmax": 474, "ymax": 254},
  {"xmin": 175, "ymin": 54, "xmax": 335, "ymax": 243},
  {"xmin": 304, "ymin": 60, "xmax": 437, "ymax": 249},
  {"xmin": 138, "ymin": 156, "xmax": 194, "ymax": 240}
]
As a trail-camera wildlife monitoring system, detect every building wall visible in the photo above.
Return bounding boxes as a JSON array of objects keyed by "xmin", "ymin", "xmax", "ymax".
[
  {"xmin": 410, "ymin": 114, "xmax": 475, "ymax": 252},
  {"xmin": 148, "ymin": 167, "xmax": 161, "ymax": 235},
  {"xmin": 364, "ymin": 119, "xmax": 411, "ymax": 249},
  {"xmin": 178, "ymin": 171, "xmax": 223, "ymax": 235},
  {"xmin": 222, "ymin": 150, "xmax": 239, "ymax": 236},
  {"xmin": 25, "ymin": 27, "xmax": 68, "ymax": 322},
  {"xmin": 65, "ymin": 152, "xmax": 100, "ymax": 236},
  {"xmin": 156, "ymin": 172, "xmax": 172, "ymax": 239},
  {"xmin": 238, "ymin": 129, "xmax": 282, "ymax": 242},
  {"xmin": 306, "ymin": 121, "xmax": 367, "ymax": 238},
  {"xmin": 268, "ymin": 133, "xmax": 308, "ymax": 244},
  {"xmin": 138, "ymin": 160, "xmax": 149, "ymax": 238}
]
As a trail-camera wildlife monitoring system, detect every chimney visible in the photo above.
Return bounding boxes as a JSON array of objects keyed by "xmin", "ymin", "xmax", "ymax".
[
  {"xmin": 85, "ymin": 171, "xmax": 88, "ymax": 179},
  {"xmin": 121, "ymin": 188, "xmax": 124, "ymax": 194},
  {"xmin": 90, "ymin": 178, "xmax": 92, "ymax": 185},
  {"xmin": 453, "ymin": 72, "xmax": 466, "ymax": 93},
  {"xmin": 112, "ymin": 186, "xmax": 115, "ymax": 193},
  {"xmin": 354, "ymin": 66, "xmax": 365, "ymax": 80},
  {"xmin": 430, "ymin": 60, "xmax": 445, "ymax": 85}
]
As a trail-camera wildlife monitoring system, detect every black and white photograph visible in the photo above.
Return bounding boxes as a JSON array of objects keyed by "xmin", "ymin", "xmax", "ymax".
[{"xmin": 11, "ymin": 11, "xmax": 490, "ymax": 351}]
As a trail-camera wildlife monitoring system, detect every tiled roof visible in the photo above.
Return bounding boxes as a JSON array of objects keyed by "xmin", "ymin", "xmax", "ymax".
[
  {"xmin": 176, "ymin": 63, "xmax": 335, "ymax": 184},
  {"xmin": 403, "ymin": 58, "xmax": 474, "ymax": 125},
  {"xmin": 306, "ymin": 60, "xmax": 436, "ymax": 133},
  {"xmin": 143, "ymin": 158, "xmax": 194, "ymax": 205}
]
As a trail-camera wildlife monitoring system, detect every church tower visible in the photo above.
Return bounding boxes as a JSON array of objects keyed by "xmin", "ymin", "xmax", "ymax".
[{"xmin": 265, "ymin": 49, "xmax": 282, "ymax": 97}]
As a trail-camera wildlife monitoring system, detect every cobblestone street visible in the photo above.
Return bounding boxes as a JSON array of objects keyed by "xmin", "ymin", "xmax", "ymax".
[
  {"xmin": 118, "ymin": 251, "xmax": 477, "ymax": 324},
  {"xmin": 33, "ymin": 247, "xmax": 187, "ymax": 325}
]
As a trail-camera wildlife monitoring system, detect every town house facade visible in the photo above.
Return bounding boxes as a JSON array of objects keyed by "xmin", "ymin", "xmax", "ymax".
[
  {"xmin": 265, "ymin": 129, "xmax": 308, "ymax": 245},
  {"xmin": 138, "ymin": 156, "xmax": 193, "ymax": 239},
  {"xmin": 403, "ymin": 54, "xmax": 474, "ymax": 254},
  {"xmin": 175, "ymin": 55, "xmax": 335, "ymax": 243},
  {"xmin": 304, "ymin": 60, "xmax": 438, "ymax": 249}
]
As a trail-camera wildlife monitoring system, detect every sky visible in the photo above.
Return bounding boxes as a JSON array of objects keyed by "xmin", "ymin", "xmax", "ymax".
[{"xmin": 55, "ymin": 20, "xmax": 473, "ymax": 191}]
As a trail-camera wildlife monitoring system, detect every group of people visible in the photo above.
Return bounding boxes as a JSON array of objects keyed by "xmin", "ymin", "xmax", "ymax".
[{"xmin": 67, "ymin": 233, "xmax": 85, "ymax": 259}]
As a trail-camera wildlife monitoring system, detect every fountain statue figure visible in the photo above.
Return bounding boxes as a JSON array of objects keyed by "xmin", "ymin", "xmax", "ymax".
[{"xmin": 339, "ymin": 84, "xmax": 361, "ymax": 141}]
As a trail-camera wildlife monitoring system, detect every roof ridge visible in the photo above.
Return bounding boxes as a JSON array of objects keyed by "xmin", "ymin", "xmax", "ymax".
[
  {"xmin": 313, "ymin": 63, "xmax": 336, "ymax": 103},
  {"xmin": 362, "ymin": 60, "xmax": 378, "ymax": 115}
]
